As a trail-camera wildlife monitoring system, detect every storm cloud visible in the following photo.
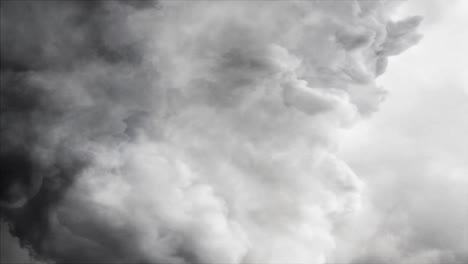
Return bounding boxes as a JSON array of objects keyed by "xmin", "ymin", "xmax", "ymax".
[{"xmin": 0, "ymin": 1, "xmax": 427, "ymax": 263}]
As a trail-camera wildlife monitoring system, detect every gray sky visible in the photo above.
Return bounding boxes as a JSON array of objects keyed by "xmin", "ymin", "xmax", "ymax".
[{"xmin": 1, "ymin": 1, "xmax": 466, "ymax": 264}]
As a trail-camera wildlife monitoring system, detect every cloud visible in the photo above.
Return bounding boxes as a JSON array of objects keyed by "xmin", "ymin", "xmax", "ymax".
[
  {"xmin": 336, "ymin": 1, "xmax": 468, "ymax": 263},
  {"xmin": 0, "ymin": 1, "xmax": 421, "ymax": 263}
]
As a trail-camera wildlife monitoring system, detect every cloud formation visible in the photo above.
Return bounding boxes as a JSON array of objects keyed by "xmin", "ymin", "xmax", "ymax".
[
  {"xmin": 0, "ymin": 1, "xmax": 421, "ymax": 263},
  {"xmin": 336, "ymin": 2, "xmax": 468, "ymax": 261}
]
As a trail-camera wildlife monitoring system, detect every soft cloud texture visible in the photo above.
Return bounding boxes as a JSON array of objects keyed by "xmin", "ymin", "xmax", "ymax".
[
  {"xmin": 0, "ymin": 1, "xmax": 426, "ymax": 263},
  {"xmin": 337, "ymin": 1, "xmax": 468, "ymax": 263}
]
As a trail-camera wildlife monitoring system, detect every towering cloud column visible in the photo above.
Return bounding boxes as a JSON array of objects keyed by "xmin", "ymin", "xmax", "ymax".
[{"xmin": 0, "ymin": 1, "xmax": 420, "ymax": 263}]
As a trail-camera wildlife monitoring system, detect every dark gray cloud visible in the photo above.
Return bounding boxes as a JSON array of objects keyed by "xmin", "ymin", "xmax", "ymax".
[
  {"xmin": 1, "ymin": 1, "xmax": 159, "ymax": 263},
  {"xmin": 0, "ymin": 1, "xmax": 422, "ymax": 263}
]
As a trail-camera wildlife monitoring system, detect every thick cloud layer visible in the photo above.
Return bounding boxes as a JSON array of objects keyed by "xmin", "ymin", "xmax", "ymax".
[{"xmin": 0, "ymin": 1, "xmax": 421, "ymax": 263}]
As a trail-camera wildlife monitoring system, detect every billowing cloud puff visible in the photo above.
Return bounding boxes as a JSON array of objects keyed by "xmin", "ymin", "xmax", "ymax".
[{"xmin": 0, "ymin": 1, "xmax": 421, "ymax": 263}]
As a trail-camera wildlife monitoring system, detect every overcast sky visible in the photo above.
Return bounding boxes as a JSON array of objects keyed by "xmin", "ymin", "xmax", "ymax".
[{"xmin": 1, "ymin": 1, "xmax": 467, "ymax": 264}]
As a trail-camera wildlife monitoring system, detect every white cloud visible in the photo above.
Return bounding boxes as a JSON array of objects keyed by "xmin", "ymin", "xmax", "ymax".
[{"xmin": 338, "ymin": 1, "xmax": 468, "ymax": 263}]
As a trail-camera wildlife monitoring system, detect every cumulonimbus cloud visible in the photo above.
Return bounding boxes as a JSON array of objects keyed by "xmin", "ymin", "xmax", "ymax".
[{"xmin": 0, "ymin": 1, "xmax": 421, "ymax": 263}]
